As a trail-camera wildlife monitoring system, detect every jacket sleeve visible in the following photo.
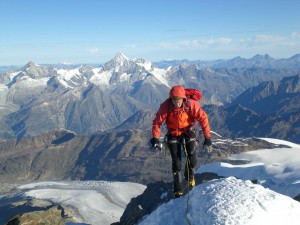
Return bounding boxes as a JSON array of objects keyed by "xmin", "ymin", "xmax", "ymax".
[
  {"xmin": 190, "ymin": 101, "xmax": 211, "ymax": 139},
  {"xmin": 152, "ymin": 101, "xmax": 169, "ymax": 138}
]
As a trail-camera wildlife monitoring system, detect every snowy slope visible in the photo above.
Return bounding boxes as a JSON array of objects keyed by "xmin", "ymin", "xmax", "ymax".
[
  {"xmin": 139, "ymin": 177, "xmax": 300, "ymax": 225},
  {"xmin": 197, "ymin": 138, "xmax": 300, "ymax": 198},
  {"xmin": 18, "ymin": 181, "xmax": 146, "ymax": 225}
]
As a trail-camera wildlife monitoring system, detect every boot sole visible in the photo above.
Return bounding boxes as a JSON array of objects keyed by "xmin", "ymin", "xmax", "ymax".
[{"xmin": 174, "ymin": 192, "xmax": 184, "ymax": 198}]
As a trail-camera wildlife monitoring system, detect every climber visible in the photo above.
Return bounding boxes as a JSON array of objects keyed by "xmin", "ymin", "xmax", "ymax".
[{"xmin": 151, "ymin": 85, "xmax": 213, "ymax": 197}]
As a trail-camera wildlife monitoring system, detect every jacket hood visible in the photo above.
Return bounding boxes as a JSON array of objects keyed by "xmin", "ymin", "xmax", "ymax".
[{"xmin": 169, "ymin": 85, "xmax": 186, "ymax": 99}]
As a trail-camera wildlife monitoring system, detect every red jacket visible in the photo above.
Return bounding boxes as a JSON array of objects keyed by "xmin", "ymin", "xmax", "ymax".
[{"xmin": 152, "ymin": 98, "xmax": 211, "ymax": 139}]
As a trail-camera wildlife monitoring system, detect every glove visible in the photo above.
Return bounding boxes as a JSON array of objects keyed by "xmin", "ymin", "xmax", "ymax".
[
  {"xmin": 203, "ymin": 138, "xmax": 212, "ymax": 146},
  {"xmin": 150, "ymin": 137, "xmax": 159, "ymax": 148},
  {"xmin": 203, "ymin": 138, "xmax": 213, "ymax": 153}
]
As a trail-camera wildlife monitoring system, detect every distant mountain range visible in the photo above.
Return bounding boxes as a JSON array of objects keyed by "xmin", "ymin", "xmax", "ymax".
[
  {"xmin": 0, "ymin": 53, "xmax": 299, "ymax": 143},
  {"xmin": 155, "ymin": 53, "xmax": 300, "ymax": 70},
  {"xmin": 205, "ymin": 74, "xmax": 300, "ymax": 143}
]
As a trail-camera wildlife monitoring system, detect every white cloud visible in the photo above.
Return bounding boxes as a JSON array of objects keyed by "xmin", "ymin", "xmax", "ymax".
[
  {"xmin": 193, "ymin": 37, "xmax": 232, "ymax": 48},
  {"xmin": 155, "ymin": 32, "xmax": 299, "ymax": 59},
  {"xmin": 289, "ymin": 32, "xmax": 300, "ymax": 46},
  {"xmin": 123, "ymin": 44, "xmax": 136, "ymax": 48},
  {"xmin": 255, "ymin": 34, "xmax": 284, "ymax": 43},
  {"xmin": 159, "ymin": 42, "xmax": 174, "ymax": 49},
  {"xmin": 292, "ymin": 32, "xmax": 300, "ymax": 39},
  {"xmin": 247, "ymin": 33, "xmax": 300, "ymax": 48},
  {"xmin": 86, "ymin": 48, "xmax": 100, "ymax": 54},
  {"xmin": 240, "ymin": 34, "xmax": 285, "ymax": 46},
  {"xmin": 159, "ymin": 37, "xmax": 232, "ymax": 50}
]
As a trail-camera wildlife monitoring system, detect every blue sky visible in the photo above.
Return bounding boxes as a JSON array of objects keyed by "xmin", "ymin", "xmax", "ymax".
[{"xmin": 1, "ymin": 0, "xmax": 300, "ymax": 66}]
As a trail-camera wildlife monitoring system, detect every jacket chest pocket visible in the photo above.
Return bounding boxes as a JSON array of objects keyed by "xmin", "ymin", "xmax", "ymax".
[
  {"xmin": 170, "ymin": 111, "xmax": 189, "ymax": 128},
  {"xmin": 178, "ymin": 112, "xmax": 189, "ymax": 126}
]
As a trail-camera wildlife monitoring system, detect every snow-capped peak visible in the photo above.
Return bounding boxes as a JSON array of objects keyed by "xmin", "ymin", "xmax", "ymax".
[
  {"xmin": 5, "ymin": 61, "xmax": 53, "ymax": 87},
  {"xmin": 114, "ymin": 52, "xmax": 129, "ymax": 61},
  {"xmin": 22, "ymin": 61, "xmax": 39, "ymax": 69},
  {"xmin": 102, "ymin": 52, "xmax": 130, "ymax": 70},
  {"xmin": 251, "ymin": 53, "xmax": 273, "ymax": 61},
  {"xmin": 3, "ymin": 54, "xmax": 170, "ymax": 89}
]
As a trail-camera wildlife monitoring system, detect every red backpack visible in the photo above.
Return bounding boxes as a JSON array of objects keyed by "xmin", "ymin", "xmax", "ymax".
[
  {"xmin": 184, "ymin": 88, "xmax": 202, "ymax": 101},
  {"xmin": 183, "ymin": 88, "xmax": 203, "ymax": 125}
]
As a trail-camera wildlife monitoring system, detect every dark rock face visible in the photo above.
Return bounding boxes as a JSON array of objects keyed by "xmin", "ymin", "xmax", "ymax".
[
  {"xmin": 0, "ymin": 197, "xmax": 76, "ymax": 225},
  {"xmin": 6, "ymin": 206, "xmax": 76, "ymax": 225},
  {"xmin": 118, "ymin": 181, "xmax": 173, "ymax": 225}
]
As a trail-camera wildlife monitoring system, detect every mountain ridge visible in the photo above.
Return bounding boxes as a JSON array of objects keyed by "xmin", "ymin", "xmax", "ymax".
[
  {"xmin": 0, "ymin": 128, "xmax": 283, "ymax": 185},
  {"xmin": 0, "ymin": 53, "xmax": 299, "ymax": 142}
]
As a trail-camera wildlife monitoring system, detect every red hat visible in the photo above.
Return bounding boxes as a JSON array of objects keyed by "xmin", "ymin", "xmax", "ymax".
[{"xmin": 169, "ymin": 85, "xmax": 186, "ymax": 99}]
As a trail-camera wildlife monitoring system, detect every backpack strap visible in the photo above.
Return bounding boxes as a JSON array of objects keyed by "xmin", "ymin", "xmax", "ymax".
[{"xmin": 183, "ymin": 100, "xmax": 194, "ymax": 119}]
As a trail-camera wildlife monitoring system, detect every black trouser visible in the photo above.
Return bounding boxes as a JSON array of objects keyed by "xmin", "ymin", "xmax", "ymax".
[{"xmin": 167, "ymin": 133, "xmax": 197, "ymax": 176}]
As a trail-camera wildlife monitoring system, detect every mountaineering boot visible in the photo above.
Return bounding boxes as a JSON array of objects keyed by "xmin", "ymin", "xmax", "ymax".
[
  {"xmin": 173, "ymin": 171, "xmax": 183, "ymax": 198},
  {"xmin": 189, "ymin": 175, "xmax": 195, "ymax": 187},
  {"xmin": 184, "ymin": 165, "xmax": 195, "ymax": 188}
]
